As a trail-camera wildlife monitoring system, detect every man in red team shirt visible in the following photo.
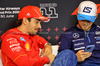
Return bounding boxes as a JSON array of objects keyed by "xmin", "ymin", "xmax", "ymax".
[{"xmin": 1, "ymin": 5, "xmax": 55, "ymax": 66}]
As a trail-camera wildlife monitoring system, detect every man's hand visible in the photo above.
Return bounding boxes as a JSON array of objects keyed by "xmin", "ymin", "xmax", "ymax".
[
  {"xmin": 76, "ymin": 50, "xmax": 92, "ymax": 62},
  {"xmin": 40, "ymin": 44, "xmax": 52, "ymax": 56},
  {"xmin": 47, "ymin": 54, "xmax": 55, "ymax": 64}
]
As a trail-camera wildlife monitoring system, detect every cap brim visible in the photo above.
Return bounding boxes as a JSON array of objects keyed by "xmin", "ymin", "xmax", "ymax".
[
  {"xmin": 77, "ymin": 13, "xmax": 96, "ymax": 22},
  {"xmin": 34, "ymin": 16, "xmax": 50, "ymax": 22}
]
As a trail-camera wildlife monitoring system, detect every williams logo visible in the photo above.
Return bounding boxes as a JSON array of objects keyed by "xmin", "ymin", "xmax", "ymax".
[
  {"xmin": 40, "ymin": 3, "xmax": 58, "ymax": 22},
  {"xmin": 83, "ymin": 7, "xmax": 92, "ymax": 13}
]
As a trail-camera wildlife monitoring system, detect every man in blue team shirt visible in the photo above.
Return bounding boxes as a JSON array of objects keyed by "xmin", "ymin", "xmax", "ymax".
[{"xmin": 52, "ymin": 1, "xmax": 100, "ymax": 66}]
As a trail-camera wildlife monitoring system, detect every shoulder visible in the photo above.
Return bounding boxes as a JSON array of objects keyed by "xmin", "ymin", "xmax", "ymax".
[
  {"xmin": 1, "ymin": 29, "xmax": 21, "ymax": 43},
  {"xmin": 65, "ymin": 26, "xmax": 76, "ymax": 32},
  {"xmin": 61, "ymin": 26, "xmax": 77, "ymax": 36}
]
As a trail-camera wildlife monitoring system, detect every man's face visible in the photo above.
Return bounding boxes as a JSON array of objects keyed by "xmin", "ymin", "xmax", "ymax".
[
  {"xmin": 27, "ymin": 18, "xmax": 41, "ymax": 35},
  {"xmin": 77, "ymin": 20, "xmax": 93, "ymax": 31}
]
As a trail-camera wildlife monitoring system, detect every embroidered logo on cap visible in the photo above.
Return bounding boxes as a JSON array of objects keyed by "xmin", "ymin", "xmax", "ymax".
[
  {"xmin": 71, "ymin": 4, "xmax": 100, "ymax": 15},
  {"xmin": 27, "ymin": 12, "xmax": 31, "ymax": 16},
  {"xmin": 83, "ymin": 7, "xmax": 92, "ymax": 13}
]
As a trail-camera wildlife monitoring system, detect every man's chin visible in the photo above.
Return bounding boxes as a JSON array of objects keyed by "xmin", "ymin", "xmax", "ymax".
[
  {"xmin": 82, "ymin": 28, "xmax": 89, "ymax": 31},
  {"xmin": 30, "ymin": 32, "xmax": 37, "ymax": 35}
]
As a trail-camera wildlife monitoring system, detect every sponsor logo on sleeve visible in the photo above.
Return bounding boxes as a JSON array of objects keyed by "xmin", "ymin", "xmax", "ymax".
[
  {"xmin": 7, "ymin": 38, "xmax": 22, "ymax": 52},
  {"xmin": 11, "ymin": 46, "xmax": 22, "ymax": 52},
  {"xmin": 95, "ymin": 31, "xmax": 100, "ymax": 35},
  {"xmin": 74, "ymin": 47, "xmax": 85, "ymax": 50},
  {"xmin": 72, "ymin": 38, "xmax": 84, "ymax": 42},
  {"xmin": 96, "ymin": 41, "xmax": 100, "ymax": 44},
  {"xmin": 94, "ymin": 36, "xmax": 100, "ymax": 40},
  {"xmin": 74, "ymin": 42, "xmax": 84, "ymax": 46},
  {"xmin": 7, "ymin": 38, "xmax": 18, "ymax": 44}
]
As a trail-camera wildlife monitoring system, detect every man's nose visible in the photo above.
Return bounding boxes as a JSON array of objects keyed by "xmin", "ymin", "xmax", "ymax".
[{"xmin": 38, "ymin": 23, "xmax": 41, "ymax": 29}]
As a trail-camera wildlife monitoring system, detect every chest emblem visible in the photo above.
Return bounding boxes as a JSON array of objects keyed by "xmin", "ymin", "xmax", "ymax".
[
  {"xmin": 20, "ymin": 37, "xmax": 26, "ymax": 42},
  {"xmin": 73, "ymin": 33, "xmax": 79, "ymax": 38},
  {"xmin": 25, "ymin": 43, "xmax": 30, "ymax": 51}
]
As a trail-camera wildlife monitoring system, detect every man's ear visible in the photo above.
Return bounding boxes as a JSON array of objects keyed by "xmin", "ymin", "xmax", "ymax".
[{"xmin": 22, "ymin": 18, "xmax": 28, "ymax": 25}]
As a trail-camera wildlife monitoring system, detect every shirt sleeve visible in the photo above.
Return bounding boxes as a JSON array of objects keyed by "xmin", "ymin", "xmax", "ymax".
[
  {"xmin": 34, "ymin": 35, "xmax": 48, "ymax": 49},
  {"xmin": 58, "ymin": 34, "xmax": 72, "ymax": 53},
  {"xmin": 1, "ymin": 36, "xmax": 49, "ymax": 66}
]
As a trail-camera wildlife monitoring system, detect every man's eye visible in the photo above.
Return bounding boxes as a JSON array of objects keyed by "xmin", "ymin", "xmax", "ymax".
[{"xmin": 36, "ymin": 22, "xmax": 39, "ymax": 24}]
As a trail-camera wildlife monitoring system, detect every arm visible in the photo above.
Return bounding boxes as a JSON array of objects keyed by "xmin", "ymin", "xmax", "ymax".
[
  {"xmin": 34, "ymin": 35, "xmax": 52, "ymax": 56},
  {"xmin": 1, "ymin": 36, "xmax": 49, "ymax": 66},
  {"xmin": 58, "ymin": 34, "xmax": 92, "ymax": 62},
  {"xmin": 34, "ymin": 35, "xmax": 48, "ymax": 49},
  {"xmin": 58, "ymin": 34, "xmax": 72, "ymax": 53}
]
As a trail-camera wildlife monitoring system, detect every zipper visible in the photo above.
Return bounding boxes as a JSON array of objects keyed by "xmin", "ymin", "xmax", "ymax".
[
  {"xmin": 84, "ymin": 31, "xmax": 91, "ymax": 43},
  {"xmin": 84, "ymin": 26, "xmax": 95, "ymax": 43}
]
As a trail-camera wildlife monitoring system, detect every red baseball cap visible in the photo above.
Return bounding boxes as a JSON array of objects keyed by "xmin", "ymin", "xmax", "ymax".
[{"xmin": 18, "ymin": 5, "xmax": 50, "ymax": 22}]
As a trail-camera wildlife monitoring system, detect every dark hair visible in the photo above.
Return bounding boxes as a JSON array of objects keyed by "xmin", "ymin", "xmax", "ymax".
[{"xmin": 15, "ymin": 18, "xmax": 31, "ymax": 27}]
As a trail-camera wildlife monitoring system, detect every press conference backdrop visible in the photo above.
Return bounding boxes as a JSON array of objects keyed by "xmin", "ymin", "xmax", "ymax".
[{"xmin": 0, "ymin": 0, "xmax": 100, "ymax": 47}]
